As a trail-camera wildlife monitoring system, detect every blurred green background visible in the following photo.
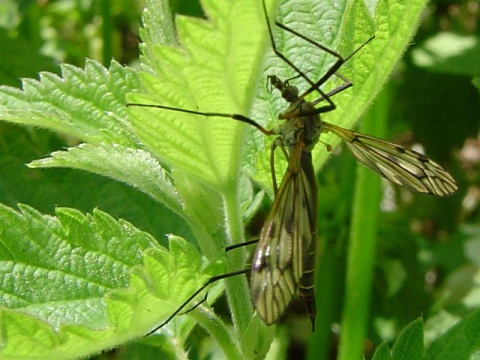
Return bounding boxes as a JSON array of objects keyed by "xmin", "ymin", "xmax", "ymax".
[{"xmin": 0, "ymin": 0, "xmax": 478, "ymax": 359}]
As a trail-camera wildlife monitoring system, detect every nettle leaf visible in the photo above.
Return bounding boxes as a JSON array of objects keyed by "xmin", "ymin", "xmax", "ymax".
[
  {"xmin": 392, "ymin": 318, "xmax": 425, "ymax": 359},
  {"xmin": 128, "ymin": 0, "xmax": 267, "ymax": 190},
  {"xmin": 0, "ymin": 0, "xmax": 426, "ymax": 205},
  {"xmin": 372, "ymin": 342, "xmax": 394, "ymax": 360},
  {"xmin": 28, "ymin": 143, "xmax": 182, "ymax": 217},
  {"xmin": 0, "ymin": 204, "xmax": 217, "ymax": 359},
  {"xmin": 0, "ymin": 0, "xmax": 439, "ymax": 358},
  {"xmin": 425, "ymin": 309, "xmax": 480, "ymax": 360},
  {"xmin": 371, "ymin": 311, "xmax": 480, "ymax": 360},
  {"xmin": 371, "ymin": 319, "xmax": 424, "ymax": 360},
  {"xmin": 246, "ymin": 0, "xmax": 378, "ymax": 188},
  {"xmin": 127, "ymin": 0, "xmax": 416, "ymax": 194},
  {"xmin": 0, "ymin": 60, "xmax": 138, "ymax": 147}
]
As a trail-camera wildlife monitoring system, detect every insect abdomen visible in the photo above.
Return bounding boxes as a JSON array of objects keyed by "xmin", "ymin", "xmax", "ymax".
[{"xmin": 299, "ymin": 234, "xmax": 317, "ymax": 330}]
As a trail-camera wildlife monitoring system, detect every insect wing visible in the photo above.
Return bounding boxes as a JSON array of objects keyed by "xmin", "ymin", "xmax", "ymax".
[
  {"xmin": 250, "ymin": 146, "xmax": 317, "ymax": 324},
  {"xmin": 324, "ymin": 122, "xmax": 458, "ymax": 196}
]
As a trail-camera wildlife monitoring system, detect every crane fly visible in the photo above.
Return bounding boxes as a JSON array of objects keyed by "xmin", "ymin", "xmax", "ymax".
[{"xmin": 128, "ymin": 0, "xmax": 458, "ymax": 333}]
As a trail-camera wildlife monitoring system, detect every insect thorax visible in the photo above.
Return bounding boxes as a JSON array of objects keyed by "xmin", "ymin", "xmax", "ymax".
[{"xmin": 278, "ymin": 100, "xmax": 322, "ymax": 153}]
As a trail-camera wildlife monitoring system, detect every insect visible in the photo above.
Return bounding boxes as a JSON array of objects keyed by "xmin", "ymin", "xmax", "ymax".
[{"xmin": 128, "ymin": 0, "xmax": 458, "ymax": 332}]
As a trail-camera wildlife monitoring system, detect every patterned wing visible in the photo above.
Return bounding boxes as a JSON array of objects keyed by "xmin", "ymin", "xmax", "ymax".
[
  {"xmin": 250, "ymin": 147, "xmax": 317, "ymax": 325},
  {"xmin": 324, "ymin": 122, "xmax": 458, "ymax": 196}
]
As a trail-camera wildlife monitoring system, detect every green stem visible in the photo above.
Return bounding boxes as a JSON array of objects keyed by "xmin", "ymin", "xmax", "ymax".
[
  {"xmin": 222, "ymin": 185, "xmax": 253, "ymax": 341},
  {"xmin": 337, "ymin": 85, "xmax": 390, "ymax": 359},
  {"xmin": 308, "ymin": 155, "xmax": 357, "ymax": 360},
  {"xmin": 191, "ymin": 305, "xmax": 243, "ymax": 360}
]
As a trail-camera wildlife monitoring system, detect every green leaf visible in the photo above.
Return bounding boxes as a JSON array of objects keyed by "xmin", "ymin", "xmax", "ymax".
[
  {"xmin": 140, "ymin": 0, "xmax": 178, "ymax": 55},
  {"xmin": 128, "ymin": 0, "xmax": 268, "ymax": 190},
  {"xmin": 128, "ymin": 0, "xmax": 405, "ymax": 355},
  {"xmin": 0, "ymin": 204, "xmax": 220, "ymax": 359},
  {"xmin": 28, "ymin": 143, "xmax": 182, "ymax": 217},
  {"xmin": 0, "ymin": 0, "xmax": 441, "ymax": 358},
  {"xmin": 392, "ymin": 318, "xmax": 424, "ymax": 360},
  {"xmin": 316, "ymin": 0, "xmax": 431, "ymax": 357},
  {"xmin": 126, "ymin": 0, "xmax": 417, "ymax": 196},
  {"xmin": 0, "ymin": 127, "xmax": 190, "ymax": 244},
  {"xmin": 370, "ymin": 319, "xmax": 424, "ymax": 360},
  {"xmin": 425, "ymin": 309, "xmax": 480, "ymax": 360},
  {"xmin": 0, "ymin": 60, "xmax": 139, "ymax": 146},
  {"xmin": 372, "ymin": 342, "xmax": 394, "ymax": 360}
]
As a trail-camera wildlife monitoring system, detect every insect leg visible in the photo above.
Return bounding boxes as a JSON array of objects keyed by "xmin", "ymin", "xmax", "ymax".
[
  {"xmin": 269, "ymin": 136, "xmax": 290, "ymax": 195},
  {"xmin": 225, "ymin": 239, "xmax": 259, "ymax": 252},
  {"xmin": 261, "ymin": 0, "xmax": 334, "ymax": 112},
  {"xmin": 147, "ymin": 268, "xmax": 250, "ymax": 336},
  {"xmin": 126, "ymin": 103, "xmax": 273, "ymax": 136}
]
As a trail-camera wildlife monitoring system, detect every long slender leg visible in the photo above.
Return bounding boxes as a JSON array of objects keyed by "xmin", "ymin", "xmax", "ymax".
[
  {"xmin": 274, "ymin": 19, "xmax": 374, "ymax": 101},
  {"xmin": 225, "ymin": 239, "xmax": 259, "ymax": 252},
  {"xmin": 302, "ymin": 36, "xmax": 375, "ymax": 100},
  {"xmin": 269, "ymin": 137, "xmax": 290, "ymax": 194},
  {"xmin": 262, "ymin": 1, "xmax": 336, "ymax": 112},
  {"xmin": 274, "ymin": 21, "xmax": 346, "ymax": 96},
  {"xmin": 262, "ymin": 1, "xmax": 374, "ymax": 113},
  {"xmin": 126, "ymin": 103, "xmax": 273, "ymax": 136},
  {"xmin": 147, "ymin": 269, "xmax": 250, "ymax": 335}
]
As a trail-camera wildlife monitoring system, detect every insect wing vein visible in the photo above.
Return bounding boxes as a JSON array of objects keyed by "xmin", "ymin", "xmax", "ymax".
[
  {"xmin": 325, "ymin": 123, "xmax": 458, "ymax": 196},
  {"xmin": 251, "ymin": 146, "xmax": 316, "ymax": 324}
]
